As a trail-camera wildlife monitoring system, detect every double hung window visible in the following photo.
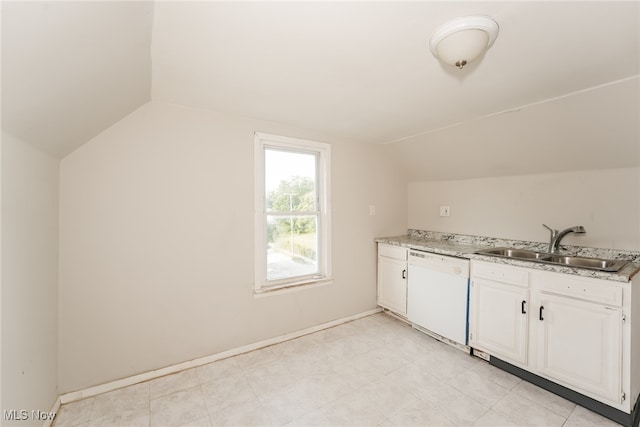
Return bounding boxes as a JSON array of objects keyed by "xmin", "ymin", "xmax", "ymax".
[{"xmin": 254, "ymin": 133, "xmax": 331, "ymax": 292}]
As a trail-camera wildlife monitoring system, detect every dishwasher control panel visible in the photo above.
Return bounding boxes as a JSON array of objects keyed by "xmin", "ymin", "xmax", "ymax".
[{"xmin": 409, "ymin": 250, "xmax": 470, "ymax": 277}]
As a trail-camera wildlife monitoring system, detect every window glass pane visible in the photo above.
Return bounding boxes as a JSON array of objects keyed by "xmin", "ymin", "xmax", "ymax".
[
  {"xmin": 265, "ymin": 149, "xmax": 316, "ymax": 213},
  {"xmin": 266, "ymin": 215, "xmax": 318, "ymax": 281},
  {"xmin": 255, "ymin": 133, "xmax": 330, "ymax": 291}
]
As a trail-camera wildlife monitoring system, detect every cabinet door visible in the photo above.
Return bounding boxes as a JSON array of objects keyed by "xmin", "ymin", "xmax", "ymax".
[
  {"xmin": 469, "ymin": 278, "xmax": 529, "ymax": 365},
  {"xmin": 536, "ymin": 293, "xmax": 622, "ymax": 404},
  {"xmin": 377, "ymin": 256, "xmax": 407, "ymax": 315}
]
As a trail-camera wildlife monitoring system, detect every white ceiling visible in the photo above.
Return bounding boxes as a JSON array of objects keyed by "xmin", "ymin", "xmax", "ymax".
[
  {"xmin": 151, "ymin": 1, "xmax": 639, "ymax": 144},
  {"xmin": 1, "ymin": 1, "xmax": 153, "ymax": 157},
  {"xmin": 2, "ymin": 1, "xmax": 639, "ymax": 173}
]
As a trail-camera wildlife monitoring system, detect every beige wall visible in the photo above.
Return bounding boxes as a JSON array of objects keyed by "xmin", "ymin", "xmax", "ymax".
[
  {"xmin": 58, "ymin": 101, "xmax": 407, "ymax": 393},
  {"xmin": 1, "ymin": 132, "xmax": 59, "ymax": 424},
  {"xmin": 408, "ymin": 168, "xmax": 640, "ymax": 251}
]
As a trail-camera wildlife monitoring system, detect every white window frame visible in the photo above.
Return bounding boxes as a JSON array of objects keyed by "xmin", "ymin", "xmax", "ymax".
[{"xmin": 254, "ymin": 132, "xmax": 332, "ymax": 294}]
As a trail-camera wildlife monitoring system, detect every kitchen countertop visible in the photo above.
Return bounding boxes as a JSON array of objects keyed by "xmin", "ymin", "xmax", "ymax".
[{"xmin": 376, "ymin": 230, "xmax": 640, "ymax": 283}]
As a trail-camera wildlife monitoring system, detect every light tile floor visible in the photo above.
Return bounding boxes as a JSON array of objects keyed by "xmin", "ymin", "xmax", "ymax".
[{"xmin": 53, "ymin": 313, "xmax": 622, "ymax": 427}]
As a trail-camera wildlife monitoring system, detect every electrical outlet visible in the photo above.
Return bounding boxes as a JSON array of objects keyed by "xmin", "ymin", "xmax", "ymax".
[
  {"xmin": 439, "ymin": 205, "xmax": 450, "ymax": 217},
  {"xmin": 369, "ymin": 205, "xmax": 376, "ymax": 216}
]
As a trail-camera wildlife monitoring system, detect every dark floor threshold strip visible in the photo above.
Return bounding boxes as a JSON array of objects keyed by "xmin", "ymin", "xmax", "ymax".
[{"xmin": 489, "ymin": 356, "xmax": 640, "ymax": 427}]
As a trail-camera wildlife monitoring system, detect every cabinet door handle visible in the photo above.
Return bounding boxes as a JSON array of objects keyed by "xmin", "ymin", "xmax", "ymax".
[
  {"xmin": 402, "ymin": 269, "xmax": 407, "ymax": 279},
  {"xmin": 539, "ymin": 306, "xmax": 544, "ymax": 321},
  {"xmin": 521, "ymin": 300, "xmax": 527, "ymax": 314}
]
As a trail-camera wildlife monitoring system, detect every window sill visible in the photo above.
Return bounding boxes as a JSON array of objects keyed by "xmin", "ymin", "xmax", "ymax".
[{"xmin": 254, "ymin": 277, "xmax": 333, "ymax": 298}]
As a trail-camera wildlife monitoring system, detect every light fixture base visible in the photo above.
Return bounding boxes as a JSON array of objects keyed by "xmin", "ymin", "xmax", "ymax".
[{"xmin": 429, "ymin": 15, "xmax": 499, "ymax": 69}]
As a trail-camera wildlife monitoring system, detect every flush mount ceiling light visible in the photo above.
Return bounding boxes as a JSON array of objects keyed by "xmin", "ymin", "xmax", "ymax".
[{"xmin": 429, "ymin": 15, "xmax": 499, "ymax": 70}]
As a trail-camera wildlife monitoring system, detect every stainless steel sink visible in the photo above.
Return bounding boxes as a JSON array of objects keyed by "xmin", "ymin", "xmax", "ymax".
[
  {"xmin": 475, "ymin": 247, "xmax": 628, "ymax": 272},
  {"xmin": 477, "ymin": 248, "xmax": 549, "ymax": 260},
  {"xmin": 546, "ymin": 255, "xmax": 628, "ymax": 272}
]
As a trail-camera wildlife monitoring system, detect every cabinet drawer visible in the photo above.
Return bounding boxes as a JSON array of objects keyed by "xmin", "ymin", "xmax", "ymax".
[
  {"xmin": 472, "ymin": 261, "xmax": 529, "ymax": 287},
  {"xmin": 378, "ymin": 244, "xmax": 407, "ymax": 261},
  {"xmin": 537, "ymin": 273, "xmax": 622, "ymax": 307}
]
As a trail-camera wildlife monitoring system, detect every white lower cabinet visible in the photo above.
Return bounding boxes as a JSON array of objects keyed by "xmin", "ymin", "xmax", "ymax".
[
  {"xmin": 377, "ymin": 244, "xmax": 408, "ymax": 315},
  {"xmin": 470, "ymin": 260, "xmax": 634, "ymax": 414},
  {"xmin": 535, "ymin": 291, "xmax": 622, "ymax": 404},
  {"xmin": 470, "ymin": 261, "xmax": 530, "ymax": 366},
  {"xmin": 470, "ymin": 278, "xmax": 529, "ymax": 365}
]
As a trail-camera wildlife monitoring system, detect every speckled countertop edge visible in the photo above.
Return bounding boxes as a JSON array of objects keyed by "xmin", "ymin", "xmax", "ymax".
[{"xmin": 375, "ymin": 230, "xmax": 640, "ymax": 283}]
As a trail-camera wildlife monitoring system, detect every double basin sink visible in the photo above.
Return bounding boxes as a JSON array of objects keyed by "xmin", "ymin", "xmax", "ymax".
[{"xmin": 475, "ymin": 247, "xmax": 628, "ymax": 272}]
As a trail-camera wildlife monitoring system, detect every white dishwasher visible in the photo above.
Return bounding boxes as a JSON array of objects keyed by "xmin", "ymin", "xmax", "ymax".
[{"xmin": 407, "ymin": 250, "xmax": 470, "ymax": 346}]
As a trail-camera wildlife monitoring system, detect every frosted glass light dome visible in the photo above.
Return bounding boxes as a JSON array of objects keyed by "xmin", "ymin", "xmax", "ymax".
[{"xmin": 429, "ymin": 16, "xmax": 499, "ymax": 69}]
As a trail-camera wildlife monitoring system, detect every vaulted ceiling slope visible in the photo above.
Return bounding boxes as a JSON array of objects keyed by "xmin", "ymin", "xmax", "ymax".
[
  {"xmin": 2, "ymin": 1, "xmax": 639, "ymax": 163},
  {"xmin": 1, "ymin": 1, "xmax": 153, "ymax": 157},
  {"xmin": 387, "ymin": 76, "xmax": 640, "ymax": 181}
]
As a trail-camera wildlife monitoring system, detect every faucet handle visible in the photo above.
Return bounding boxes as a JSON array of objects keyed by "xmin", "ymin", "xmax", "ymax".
[{"xmin": 542, "ymin": 224, "xmax": 555, "ymax": 233}]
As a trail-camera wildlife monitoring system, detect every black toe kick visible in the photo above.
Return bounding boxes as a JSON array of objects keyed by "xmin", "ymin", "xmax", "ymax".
[{"xmin": 489, "ymin": 356, "xmax": 640, "ymax": 427}]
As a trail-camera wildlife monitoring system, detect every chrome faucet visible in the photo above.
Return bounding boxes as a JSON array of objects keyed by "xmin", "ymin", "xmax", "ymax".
[{"xmin": 542, "ymin": 224, "xmax": 586, "ymax": 254}]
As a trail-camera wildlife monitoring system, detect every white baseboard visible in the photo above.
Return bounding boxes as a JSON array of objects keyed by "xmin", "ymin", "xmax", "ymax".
[{"xmin": 58, "ymin": 308, "xmax": 382, "ymax": 405}]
